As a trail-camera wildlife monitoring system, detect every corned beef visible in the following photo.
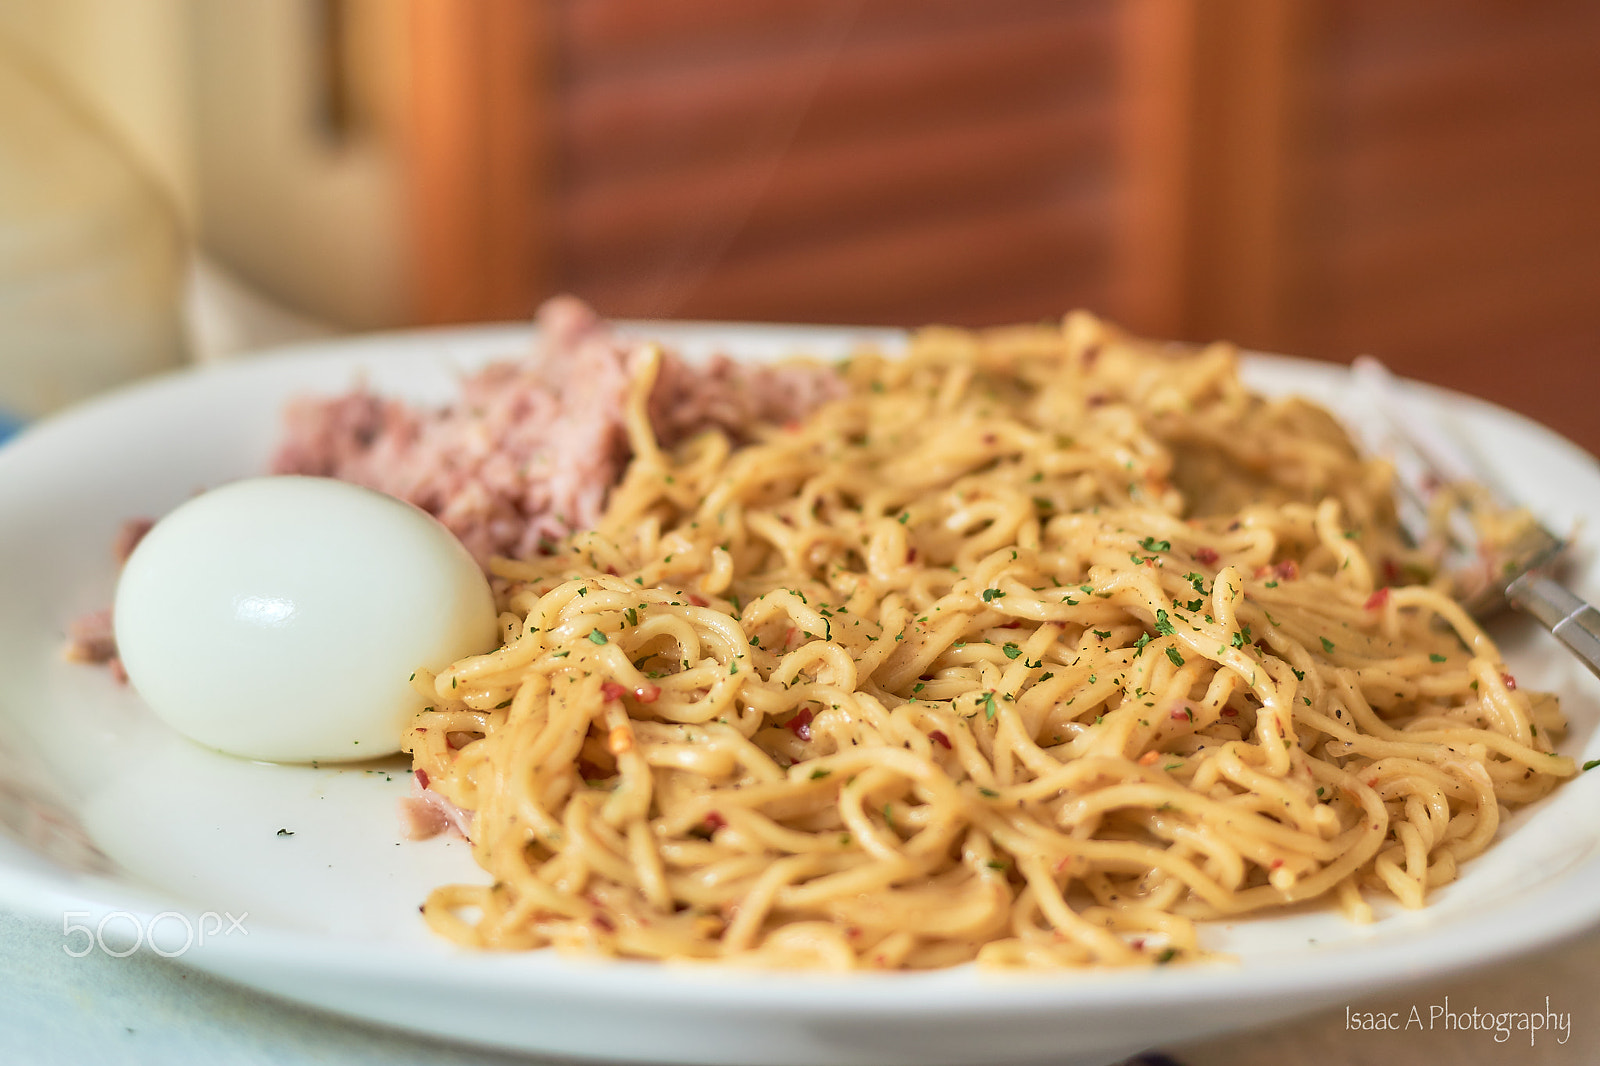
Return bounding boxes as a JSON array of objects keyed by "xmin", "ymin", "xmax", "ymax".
[{"xmin": 271, "ymin": 295, "xmax": 843, "ymax": 565}]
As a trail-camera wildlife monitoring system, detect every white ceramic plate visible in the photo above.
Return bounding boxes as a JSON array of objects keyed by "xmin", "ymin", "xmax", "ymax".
[{"xmin": 2, "ymin": 323, "xmax": 1599, "ymax": 1066}]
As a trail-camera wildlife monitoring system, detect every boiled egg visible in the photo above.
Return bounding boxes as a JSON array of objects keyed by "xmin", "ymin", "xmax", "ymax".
[{"xmin": 114, "ymin": 476, "xmax": 499, "ymax": 762}]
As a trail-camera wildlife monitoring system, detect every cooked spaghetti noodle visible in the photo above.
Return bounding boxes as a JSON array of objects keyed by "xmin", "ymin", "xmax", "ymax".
[{"xmin": 403, "ymin": 313, "xmax": 1574, "ymax": 969}]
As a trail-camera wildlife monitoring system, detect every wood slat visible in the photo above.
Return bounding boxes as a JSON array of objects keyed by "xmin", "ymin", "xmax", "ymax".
[
  {"xmin": 558, "ymin": 8, "xmax": 1109, "ymax": 186},
  {"xmin": 1310, "ymin": 241, "xmax": 1600, "ymax": 367},
  {"xmin": 560, "ymin": 0, "xmax": 1091, "ymax": 78},
  {"xmin": 1323, "ymin": 165, "xmax": 1600, "ymax": 310},
  {"xmin": 559, "ymin": 102, "xmax": 1108, "ymax": 276},
  {"xmin": 1321, "ymin": 103, "xmax": 1600, "ymax": 231},
  {"xmin": 1337, "ymin": 32, "xmax": 1600, "ymax": 136},
  {"xmin": 1330, "ymin": 1, "xmax": 1600, "ymax": 96},
  {"xmin": 568, "ymin": 188, "xmax": 1109, "ymax": 326}
]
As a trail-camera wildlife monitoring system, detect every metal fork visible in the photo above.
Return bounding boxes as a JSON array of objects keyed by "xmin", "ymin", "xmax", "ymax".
[{"xmin": 1350, "ymin": 357, "xmax": 1600, "ymax": 682}]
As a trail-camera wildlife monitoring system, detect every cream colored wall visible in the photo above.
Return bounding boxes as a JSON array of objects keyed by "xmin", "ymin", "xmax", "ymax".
[
  {"xmin": 0, "ymin": 0, "xmax": 410, "ymax": 331},
  {"xmin": 0, "ymin": 0, "xmax": 196, "ymax": 222},
  {"xmin": 188, "ymin": 0, "xmax": 409, "ymax": 329}
]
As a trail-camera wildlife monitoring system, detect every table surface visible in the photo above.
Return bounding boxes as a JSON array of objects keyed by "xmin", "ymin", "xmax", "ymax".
[{"xmin": 2, "ymin": 904, "xmax": 1594, "ymax": 1066}]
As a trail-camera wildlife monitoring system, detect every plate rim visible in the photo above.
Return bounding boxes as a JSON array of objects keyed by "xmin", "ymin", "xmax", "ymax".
[{"xmin": 3, "ymin": 319, "xmax": 1599, "ymax": 1026}]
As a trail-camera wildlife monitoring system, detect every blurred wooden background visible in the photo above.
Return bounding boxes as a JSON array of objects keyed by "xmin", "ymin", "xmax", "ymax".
[
  {"xmin": 395, "ymin": 0, "xmax": 1599, "ymax": 455},
  {"xmin": 18, "ymin": 0, "xmax": 1579, "ymax": 452}
]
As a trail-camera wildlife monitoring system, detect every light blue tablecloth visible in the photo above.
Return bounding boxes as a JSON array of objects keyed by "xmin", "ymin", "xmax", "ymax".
[{"xmin": 3, "ymin": 903, "xmax": 1596, "ymax": 1065}]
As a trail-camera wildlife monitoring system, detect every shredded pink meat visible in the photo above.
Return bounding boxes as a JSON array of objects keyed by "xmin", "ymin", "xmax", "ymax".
[
  {"xmin": 63, "ymin": 608, "xmax": 117, "ymax": 665},
  {"xmin": 271, "ymin": 295, "xmax": 844, "ymax": 565},
  {"xmin": 397, "ymin": 770, "xmax": 474, "ymax": 841},
  {"xmin": 112, "ymin": 517, "xmax": 154, "ymax": 565},
  {"xmin": 63, "ymin": 517, "xmax": 155, "ymax": 676}
]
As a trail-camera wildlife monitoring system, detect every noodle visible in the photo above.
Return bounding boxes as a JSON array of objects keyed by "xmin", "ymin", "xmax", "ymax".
[{"xmin": 403, "ymin": 312, "xmax": 1575, "ymax": 969}]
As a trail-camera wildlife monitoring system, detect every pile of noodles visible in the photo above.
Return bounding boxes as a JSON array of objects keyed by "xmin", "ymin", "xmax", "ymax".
[{"xmin": 403, "ymin": 312, "xmax": 1573, "ymax": 970}]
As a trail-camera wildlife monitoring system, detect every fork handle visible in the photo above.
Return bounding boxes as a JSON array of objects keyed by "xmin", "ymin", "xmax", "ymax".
[{"xmin": 1507, "ymin": 572, "xmax": 1600, "ymax": 682}]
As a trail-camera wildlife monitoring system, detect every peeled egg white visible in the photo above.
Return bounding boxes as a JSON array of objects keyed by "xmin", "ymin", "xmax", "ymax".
[{"xmin": 114, "ymin": 475, "xmax": 499, "ymax": 762}]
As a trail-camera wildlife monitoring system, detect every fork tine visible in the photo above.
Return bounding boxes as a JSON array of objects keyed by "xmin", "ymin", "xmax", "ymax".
[
  {"xmin": 1349, "ymin": 356, "xmax": 1568, "ymax": 618},
  {"xmin": 1348, "ymin": 358, "xmax": 1471, "ymax": 555},
  {"xmin": 1350, "ymin": 358, "xmax": 1479, "ymax": 487}
]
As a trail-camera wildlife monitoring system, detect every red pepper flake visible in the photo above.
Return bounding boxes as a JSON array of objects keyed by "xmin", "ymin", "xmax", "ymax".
[
  {"xmin": 1169, "ymin": 708, "xmax": 1189, "ymax": 721},
  {"xmin": 1501, "ymin": 673, "xmax": 1517, "ymax": 691},
  {"xmin": 1220, "ymin": 708, "xmax": 1238, "ymax": 718},
  {"xmin": 1194, "ymin": 547, "xmax": 1219, "ymax": 566},
  {"xmin": 604, "ymin": 566, "xmax": 618, "ymax": 576},
  {"xmin": 1274, "ymin": 560, "xmax": 1299, "ymax": 580},
  {"xmin": 929, "ymin": 729, "xmax": 952, "ymax": 750},
  {"xmin": 1364, "ymin": 587, "xmax": 1390, "ymax": 610},
  {"xmin": 636, "ymin": 683, "xmax": 661, "ymax": 703},
  {"xmin": 416, "ymin": 727, "xmax": 428, "ymax": 733},
  {"xmin": 703, "ymin": 811, "xmax": 727, "ymax": 833},
  {"xmin": 687, "ymin": 593, "xmax": 709, "ymax": 607},
  {"xmin": 1130, "ymin": 937, "xmax": 1145, "ymax": 950},
  {"xmin": 1270, "ymin": 858, "xmax": 1284, "ymax": 871},
  {"xmin": 787, "ymin": 708, "xmax": 815, "ymax": 741},
  {"xmin": 601, "ymin": 681, "xmax": 627, "ymax": 702},
  {"xmin": 592, "ymin": 913, "xmax": 615, "ymax": 933},
  {"xmin": 906, "ymin": 547, "xmax": 918, "ymax": 564},
  {"xmin": 846, "ymin": 926, "xmax": 862, "ymax": 940},
  {"xmin": 1381, "ymin": 557, "xmax": 1401, "ymax": 585},
  {"xmin": 415, "ymin": 769, "xmax": 430, "ymax": 789},
  {"xmin": 982, "ymin": 433, "xmax": 997, "ymax": 445}
]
